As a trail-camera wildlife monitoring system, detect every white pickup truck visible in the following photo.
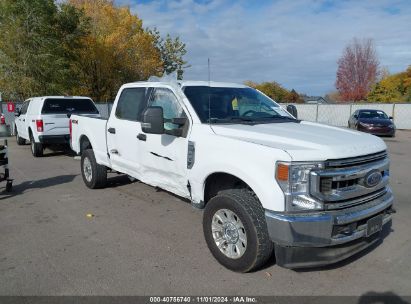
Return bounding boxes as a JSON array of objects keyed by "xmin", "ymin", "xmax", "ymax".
[{"xmin": 70, "ymin": 77, "xmax": 394, "ymax": 272}]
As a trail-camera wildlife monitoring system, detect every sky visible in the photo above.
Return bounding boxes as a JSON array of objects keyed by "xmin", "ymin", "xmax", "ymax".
[{"xmin": 117, "ymin": 0, "xmax": 411, "ymax": 95}]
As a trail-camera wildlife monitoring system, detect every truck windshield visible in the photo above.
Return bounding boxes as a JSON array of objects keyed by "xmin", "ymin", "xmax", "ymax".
[
  {"xmin": 183, "ymin": 86, "xmax": 295, "ymax": 124},
  {"xmin": 41, "ymin": 98, "xmax": 99, "ymax": 114}
]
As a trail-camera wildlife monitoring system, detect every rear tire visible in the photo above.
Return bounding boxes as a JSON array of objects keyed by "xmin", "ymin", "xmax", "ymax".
[
  {"xmin": 15, "ymin": 129, "xmax": 25, "ymax": 145},
  {"xmin": 203, "ymin": 189, "xmax": 273, "ymax": 272},
  {"xmin": 81, "ymin": 149, "xmax": 107, "ymax": 189},
  {"xmin": 30, "ymin": 134, "xmax": 43, "ymax": 157}
]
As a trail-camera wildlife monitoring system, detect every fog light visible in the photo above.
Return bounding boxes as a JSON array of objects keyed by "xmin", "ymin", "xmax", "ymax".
[{"xmin": 333, "ymin": 223, "xmax": 357, "ymax": 236}]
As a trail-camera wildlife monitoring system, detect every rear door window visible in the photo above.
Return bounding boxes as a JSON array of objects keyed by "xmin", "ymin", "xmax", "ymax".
[
  {"xmin": 115, "ymin": 87, "xmax": 152, "ymax": 121},
  {"xmin": 41, "ymin": 98, "xmax": 98, "ymax": 114}
]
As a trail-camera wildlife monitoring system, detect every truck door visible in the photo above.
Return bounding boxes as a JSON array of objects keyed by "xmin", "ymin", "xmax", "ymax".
[
  {"xmin": 137, "ymin": 87, "xmax": 191, "ymax": 198},
  {"xmin": 16, "ymin": 100, "xmax": 30, "ymax": 139},
  {"xmin": 106, "ymin": 87, "xmax": 152, "ymax": 176}
]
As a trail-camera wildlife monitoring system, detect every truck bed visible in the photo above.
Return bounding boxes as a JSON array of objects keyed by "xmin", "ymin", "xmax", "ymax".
[{"xmin": 70, "ymin": 115, "xmax": 110, "ymax": 167}]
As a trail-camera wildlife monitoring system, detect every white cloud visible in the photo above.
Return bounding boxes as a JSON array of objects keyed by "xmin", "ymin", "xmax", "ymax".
[{"xmin": 125, "ymin": 0, "xmax": 411, "ymax": 95}]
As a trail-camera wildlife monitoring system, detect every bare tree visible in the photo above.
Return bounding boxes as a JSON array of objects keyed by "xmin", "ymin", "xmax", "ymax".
[{"xmin": 335, "ymin": 38, "xmax": 379, "ymax": 101}]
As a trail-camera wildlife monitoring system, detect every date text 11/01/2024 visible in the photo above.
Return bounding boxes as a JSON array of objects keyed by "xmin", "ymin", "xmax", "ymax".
[{"xmin": 149, "ymin": 296, "xmax": 257, "ymax": 303}]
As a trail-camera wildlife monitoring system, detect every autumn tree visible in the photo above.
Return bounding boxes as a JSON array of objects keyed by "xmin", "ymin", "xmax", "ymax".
[
  {"xmin": 335, "ymin": 38, "xmax": 379, "ymax": 101},
  {"xmin": 368, "ymin": 66, "xmax": 411, "ymax": 102},
  {"xmin": 245, "ymin": 81, "xmax": 296, "ymax": 102},
  {"xmin": 0, "ymin": 0, "xmax": 87, "ymax": 100},
  {"xmin": 285, "ymin": 89, "xmax": 304, "ymax": 103},
  {"xmin": 69, "ymin": 0, "xmax": 164, "ymax": 101}
]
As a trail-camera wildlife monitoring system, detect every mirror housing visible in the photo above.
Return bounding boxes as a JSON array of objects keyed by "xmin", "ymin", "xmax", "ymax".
[
  {"xmin": 142, "ymin": 106, "xmax": 164, "ymax": 134},
  {"xmin": 354, "ymin": 115, "xmax": 358, "ymax": 119},
  {"xmin": 389, "ymin": 116, "xmax": 393, "ymax": 120},
  {"xmin": 286, "ymin": 104, "xmax": 298, "ymax": 119}
]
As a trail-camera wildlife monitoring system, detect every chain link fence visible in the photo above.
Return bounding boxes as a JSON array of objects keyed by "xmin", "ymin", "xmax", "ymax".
[{"xmin": 1, "ymin": 101, "xmax": 411, "ymax": 136}]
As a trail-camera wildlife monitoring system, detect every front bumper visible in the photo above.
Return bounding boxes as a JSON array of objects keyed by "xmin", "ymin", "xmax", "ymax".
[
  {"xmin": 358, "ymin": 125, "xmax": 395, "ymax": 136},
  {"xmin": 265, "ymin": 188, "xmax": 394, "ymax": 268},
  {"xmin": 38, "ymin": 134, "xmax": 70, "ymax": 145}
]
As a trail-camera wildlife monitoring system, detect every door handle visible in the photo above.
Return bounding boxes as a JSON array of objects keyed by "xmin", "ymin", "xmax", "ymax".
[
  {"xmin": 107, "ymin": 127, "xmax": 116, "ymax": 134},
  {"xmin": 137, "ymin": 133, "xmax": 146, "ymax": 141},
  {"xmin": 110, "ymin": 149, "xmax": 119, "ymax": 154}
]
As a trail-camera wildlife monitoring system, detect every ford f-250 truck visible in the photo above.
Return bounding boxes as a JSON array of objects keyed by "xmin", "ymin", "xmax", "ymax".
[{"xmin": 70, "ymin": 76, "xmax": 394, "ymax": 272}]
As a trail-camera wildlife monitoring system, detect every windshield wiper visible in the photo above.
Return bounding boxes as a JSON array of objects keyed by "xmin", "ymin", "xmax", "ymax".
[{"xmin": 207, "ymin": 115, "xmax": 297, "ymax": 124}]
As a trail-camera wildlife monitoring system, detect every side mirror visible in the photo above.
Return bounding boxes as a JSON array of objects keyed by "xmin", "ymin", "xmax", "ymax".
[
  {"xmin": 142, "ymin": 106, "xmax": 164, "ymax": 134},
  {"xmin": 354, "ymin": 115, "xmax": 358, "ymax": 119},
  {"xmin": 286, "ymin": 105, "xmax": 298, "ymax": 118},
  {"xmin": 14, "ymin": 109, "xmax": 21, "ymax": 117},
  {"xmin": 389, "ymin": 116, "xmax": 393, "ymax": 120}
]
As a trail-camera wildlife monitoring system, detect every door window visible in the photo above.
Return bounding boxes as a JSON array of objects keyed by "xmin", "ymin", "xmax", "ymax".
[
  {"xmin": 115, "ymin": 87, "xmax": 151, "ymax": 121},
  {"xmin": 148, "ymin": 88, "xmax": 186, "ymax": 131},
  {"xmin": 20, "ymin": 101, "xmax": 30, "ymax": 114}
]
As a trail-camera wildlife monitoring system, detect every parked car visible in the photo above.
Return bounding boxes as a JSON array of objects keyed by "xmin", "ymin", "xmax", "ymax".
[
  {"xmin": 0, "ymin": 113, "xmax": 7, "ymax": 137},
  {"xmin": 70, "ymin": 79, "xmax": 394, "ymax": 272},
  {"xmin": 14, "ymin": 96, "xmax": 99, "ymax": 157},
  {"xmin": 348, "ymin": 109, "xmax": 396, "ymax": 137}
]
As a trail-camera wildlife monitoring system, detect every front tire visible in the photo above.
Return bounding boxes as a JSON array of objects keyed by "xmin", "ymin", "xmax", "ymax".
[
  {"xmin": 30, "ymin": 134, "xmax": 43, "ymax": 157},
  {"xmin": 81, "ymin": 149, "xmax": 107, "ymax": 189},
  {"xmin": 203, "ymin": 189, "xmax": 273, "ymax": 272}
]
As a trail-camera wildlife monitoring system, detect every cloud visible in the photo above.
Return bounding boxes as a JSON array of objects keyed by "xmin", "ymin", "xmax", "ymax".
[{"xmin": 123, "ymin": 0, "xmax": 411, "ymax": 95}]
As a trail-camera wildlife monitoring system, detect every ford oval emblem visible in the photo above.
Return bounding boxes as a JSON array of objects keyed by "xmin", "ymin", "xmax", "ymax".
[{"xmin": 364, "ymin": 170, "xmax": 382, "ymax": 188}]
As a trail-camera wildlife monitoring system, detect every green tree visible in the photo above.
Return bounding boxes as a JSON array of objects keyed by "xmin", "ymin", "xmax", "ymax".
[
  {"xmin": 0, "ymin": 0, "xmax": 86, "ymax": 100},
  {"xmin": 245, "ymin": 80, "xmax": 297, "ymax": 102},
  {"xmin": 149, "ymin": 28, "xmax": 189, "ymax": 80}
]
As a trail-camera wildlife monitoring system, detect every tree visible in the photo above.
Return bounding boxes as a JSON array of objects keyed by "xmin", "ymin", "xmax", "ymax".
[
  {"xmin": 245, "ymin": 80, "xmax": 294, "ymax": 102},
  {"xmin": 69, "ymin": 0, "xmax": 164, "ymax": 101},
  {"xmin": 335, "ymin": 38, "xmax": 379, "ymax": 101},
  {"xmin": 0, "ymin": 0, "xmax": 87, "ymax": 100},
  {"xmin": 368, "ymin": 65, "xmax": 411, "ymax": 102},
  {"xmin": 324, "ymin": 91, "xmax": 342, "ymax": 103},
  {"xmin": 149, "ymin": 29, "xmax": 189, "ymax": 80},
  {"xmin": 284, "ymin": 89, "xmax": 304, "ymax": 103}
]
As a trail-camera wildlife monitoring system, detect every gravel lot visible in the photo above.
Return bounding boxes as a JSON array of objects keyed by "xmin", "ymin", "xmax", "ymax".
[{"xmin": 0, "ymin": 131, "xmax": 410, "ymax": 296}]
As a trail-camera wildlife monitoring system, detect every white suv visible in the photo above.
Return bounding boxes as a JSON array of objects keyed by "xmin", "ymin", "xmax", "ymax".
[{"xmin": 14, "ymin": 96, "xmax": 99, "ymax": 157}]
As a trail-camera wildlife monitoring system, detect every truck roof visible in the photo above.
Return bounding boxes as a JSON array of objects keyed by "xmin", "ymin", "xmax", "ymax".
[
  {"xmin": 30, "ymin": 96, "xmax": 92, "ymax": 100},
  {"xmin": 180, "ymin": 81, "xmax": 248, "ymax": 88},
  {"xmin": 122, "ymin": 80, "xmax": 248, "ymax": 89}
]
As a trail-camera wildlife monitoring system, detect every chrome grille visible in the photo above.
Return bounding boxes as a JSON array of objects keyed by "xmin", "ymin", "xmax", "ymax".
[
  {"xmin": 324, "ymin": 151, "xmax": 387, "ymax": 168},
  {"xmin": 310, "ymin": 150, "xmax": 389, "ymax": 209}
]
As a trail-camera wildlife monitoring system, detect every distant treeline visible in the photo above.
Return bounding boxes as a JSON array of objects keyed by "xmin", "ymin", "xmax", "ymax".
[{"xmin": 0, "ymin": 0, "xmax": 188, "ymax": 101}]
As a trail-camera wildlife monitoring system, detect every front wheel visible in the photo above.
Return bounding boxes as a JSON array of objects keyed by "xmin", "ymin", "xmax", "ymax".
[
  {"xmin": 81, "ymin": 149, "xmax": 107, "ymax": 189},
  {"xmin": 203, "ymin": 189, "xmax": 273, "ymax": 272}
]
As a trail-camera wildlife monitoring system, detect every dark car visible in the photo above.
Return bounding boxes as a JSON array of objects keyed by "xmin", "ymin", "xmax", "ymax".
[{"xmin": 348, "ymin": 109, "xmax": 395, "ymax": 137}]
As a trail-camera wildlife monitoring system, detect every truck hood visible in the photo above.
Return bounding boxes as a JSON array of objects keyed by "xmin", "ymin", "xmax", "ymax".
[{"xmin": 211, "ymin": 121, "xmax": 387, "ymax": 161}]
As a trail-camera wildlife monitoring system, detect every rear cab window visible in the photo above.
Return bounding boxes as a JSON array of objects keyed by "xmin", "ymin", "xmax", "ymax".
[{"xmin": 41, "ymin": 98, "xmax": 99, "ymax": 115}]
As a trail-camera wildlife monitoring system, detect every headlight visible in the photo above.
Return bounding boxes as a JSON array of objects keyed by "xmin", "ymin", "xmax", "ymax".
[{"xmin": 276, "ymin": 162, "xmax": 323, "ymax": 211}]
